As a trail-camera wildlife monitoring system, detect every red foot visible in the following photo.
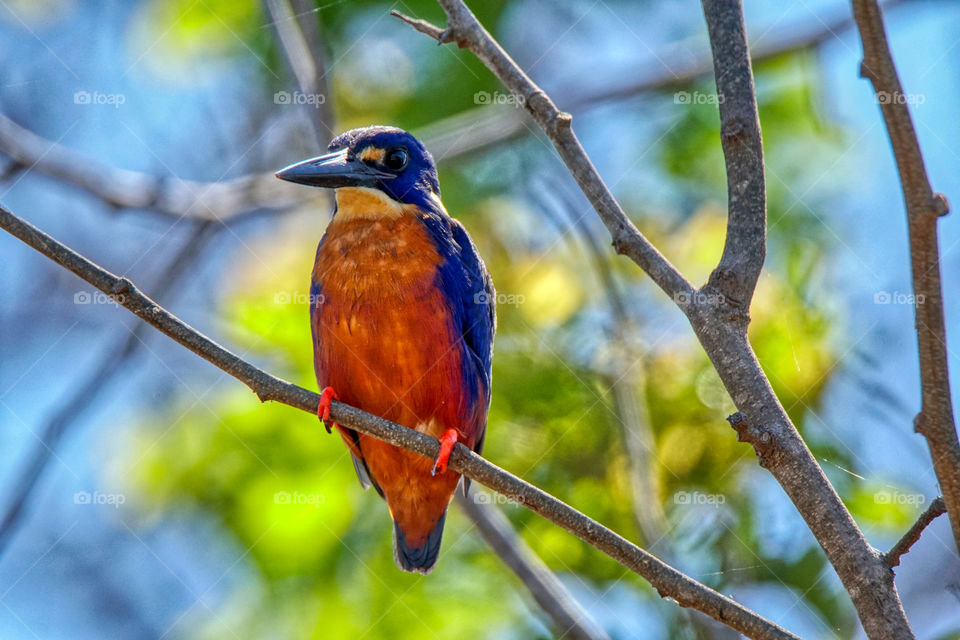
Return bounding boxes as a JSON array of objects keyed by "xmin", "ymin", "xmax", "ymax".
[
  {"xmin": 317, "ymin": 386, "xmax": 338, "ymax": 433},
  {"xmin": 431, "ymin": 428, "xmax": 459, "ymax": 476}
]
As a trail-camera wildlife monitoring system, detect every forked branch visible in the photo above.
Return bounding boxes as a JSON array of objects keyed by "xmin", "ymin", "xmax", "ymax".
[{"xmin": 884, "ymin": 496, "xmax": 947, "ymax": 568}]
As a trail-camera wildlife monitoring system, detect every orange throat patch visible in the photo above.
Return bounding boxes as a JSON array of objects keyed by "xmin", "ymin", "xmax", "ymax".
[{"xmin": 334, "ymin": 187, "xmax": 407, "ymax": 221}]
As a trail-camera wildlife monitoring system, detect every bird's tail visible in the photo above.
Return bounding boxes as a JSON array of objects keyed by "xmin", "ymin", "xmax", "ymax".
[{"xmin": 393, "ymin": 511, "xmax": 447, "ymax": 574}]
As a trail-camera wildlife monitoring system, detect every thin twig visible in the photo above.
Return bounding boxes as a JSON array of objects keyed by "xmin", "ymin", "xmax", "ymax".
[
  {"xmin": 396, "ymin": 2, "xmax": 914, "ymax": 638},
  {"xmin": 883, "ymin": 497, "xmax": 947, "ymax": 568},
  {"xmin": 455, "ymin": 492, "xmax": 610, "ymax": 640},
  {"xmin": 700, "ymin": 0, "xmax": 766, "ymax": 311},
  {"xmin": 0, "ymin": 204, "xmax": 798, "ymax": 640},
  {"xmin": 290, "ymin": 0, "xmax": 335, "ymax": 141},
  {"xmin": 851, "ymin": 0, "xmax": 960, "ymax": 557},
  {"xmin": 390, "ymin": 10, "xmax": 446, "ymax": 40},
  {"xmin": 264, "ymin": 0, "xmax": 335, "ymax": 143}
]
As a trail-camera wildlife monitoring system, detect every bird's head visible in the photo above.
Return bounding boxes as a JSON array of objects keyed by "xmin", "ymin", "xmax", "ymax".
[{"xmin": 275, "ymin": 126, "xmax": 440, "ymax": 213}]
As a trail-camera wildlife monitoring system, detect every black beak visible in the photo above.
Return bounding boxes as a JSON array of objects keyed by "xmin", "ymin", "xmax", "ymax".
[{"xmin": 275, "ymin": 148, "xmax": 395, "ymax": 188}]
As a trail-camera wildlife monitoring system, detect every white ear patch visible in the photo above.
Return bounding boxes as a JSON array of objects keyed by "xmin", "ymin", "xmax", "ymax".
[{"xmin": 427, "ymin": 191, "xmax": 448, "ymax": 215}]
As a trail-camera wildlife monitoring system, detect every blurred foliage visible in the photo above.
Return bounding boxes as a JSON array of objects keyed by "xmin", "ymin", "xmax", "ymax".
[{"xmin": 113, "ymin": 1, "xmax": 937, "ymax": 639}]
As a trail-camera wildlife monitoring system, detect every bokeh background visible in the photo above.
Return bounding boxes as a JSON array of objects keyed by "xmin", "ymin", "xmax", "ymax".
[{"xmin": 1, "ymin": 0, "xmax": 959, "ymax": 638}]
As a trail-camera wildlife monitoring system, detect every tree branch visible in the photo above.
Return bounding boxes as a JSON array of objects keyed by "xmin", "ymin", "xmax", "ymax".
[
  {"xmin": 695, "ymin": 3, "xmax": 909, "ymax": 636},
  {"xmin": 0, "ymin": 204, "xmax": 797, "ymax": 640},
  {"xmin": 883, "ymin": 496, "xmax": 947, "ymax": 568},
  {"xmin": 390, "ymin": 7, "xmax": 695, "ymax": 304},
  {"xmin": 701, "ymin": 0, "xmax": 766, "ymax": 311},
  {"xmin": 0, "ymin": 113, "xmax": 306, "ymax": 221},
  {"xmin": 395, "ymin": 2, "xmax": 915, "ymax": 638},
  {"xmin": 455, "ymin": 492, "xmax": 611, "ymax": 640},
  {"xmin": 851, "ymin": 0, "xmax": 960, "ymax": 557}
]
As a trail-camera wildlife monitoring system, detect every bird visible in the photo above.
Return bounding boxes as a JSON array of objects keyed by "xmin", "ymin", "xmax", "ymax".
[{"xmin": 275, "ymin": 126, "xmax": 495, "ymax": 574}]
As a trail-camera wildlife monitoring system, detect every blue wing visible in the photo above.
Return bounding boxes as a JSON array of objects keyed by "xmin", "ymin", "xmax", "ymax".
[
  {"xmin": 419, "ymin": 210, "xmax": 496, "ymax": 453},
  {"xmin": 449, "ymin": 219, "xmax": 495, "ymax": 395}
]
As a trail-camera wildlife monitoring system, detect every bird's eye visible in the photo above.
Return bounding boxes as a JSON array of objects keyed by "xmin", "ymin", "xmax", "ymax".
[{"xmin": 385, "ymin": 148, "xmax": 408, "ymax": 172}]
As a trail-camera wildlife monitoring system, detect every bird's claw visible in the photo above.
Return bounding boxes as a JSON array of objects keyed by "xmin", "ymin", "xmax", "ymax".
[
  {"xmin": 431, "ymin": 428, "xmax": 459, "ymax": 476},
  {"xmin": 317, "ymin": 386, "xmax": 338, "ymax": 433}
]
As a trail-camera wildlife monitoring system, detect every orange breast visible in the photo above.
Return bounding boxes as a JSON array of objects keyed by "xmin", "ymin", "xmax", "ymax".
[
  {"xmin": 311, "ymin": 211, "xmax": 478, "ymax": 543},
  {"xmin": 312, "ymin": 212, "xmax": 476, "ymax": 433}
]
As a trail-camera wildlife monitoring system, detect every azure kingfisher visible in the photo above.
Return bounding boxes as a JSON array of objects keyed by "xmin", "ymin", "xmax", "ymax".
[{"xmin": 275, "ymin": 126, "xmax": 495, "ymax": 574}]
